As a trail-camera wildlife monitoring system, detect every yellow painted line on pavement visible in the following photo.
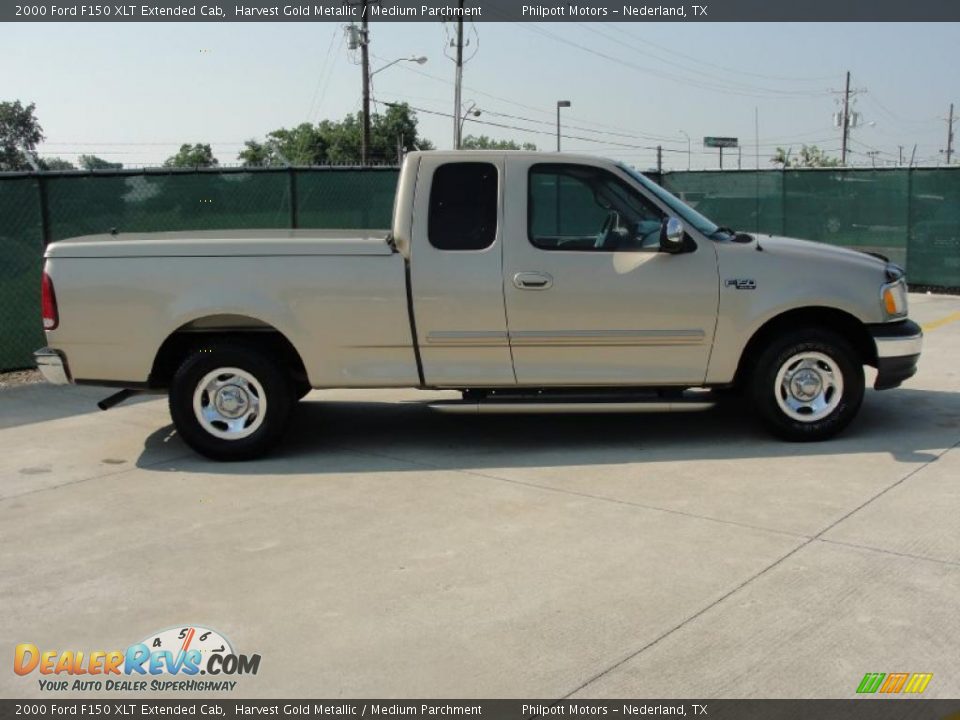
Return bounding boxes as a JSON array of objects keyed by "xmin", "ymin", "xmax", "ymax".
[{"xmin": 921, "ymin": 311, "xmax": 960, "ymax": 332}]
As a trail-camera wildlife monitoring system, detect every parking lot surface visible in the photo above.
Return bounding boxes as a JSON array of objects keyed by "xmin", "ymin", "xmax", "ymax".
[{"xmin": 1, "ymin": 292, "xmax": 959, "ymax": 699}]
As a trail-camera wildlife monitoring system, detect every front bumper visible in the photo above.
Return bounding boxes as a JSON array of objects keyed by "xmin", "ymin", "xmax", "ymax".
[
  {"xmin": 868, "ymin": 320, "xmax": 922, "ymax": 390},
  {"xmin": 34, "ymin": 348, "xmax": 72, "ymax": 385}
]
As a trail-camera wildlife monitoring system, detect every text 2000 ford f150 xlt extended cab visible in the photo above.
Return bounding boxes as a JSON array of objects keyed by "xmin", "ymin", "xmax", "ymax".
[{"xmin": 35, "ymin": 151, "xmax": 923, "ymax": 460}]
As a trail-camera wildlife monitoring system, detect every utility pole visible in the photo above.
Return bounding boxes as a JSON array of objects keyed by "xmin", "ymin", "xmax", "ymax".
[
  {"xmin": 361, "ymin": 9, "xmax": 371, "ymax": 165},
  {"xmin": 947, "ymin": 102, "xmax": 955, "ymax": 165},
  {"xmin": 898, "ymin": 145, "xmax": 904, "ymax": 166},
  {"xmin": 453, "ymin": 0, "xmax": 465, "ymax": 149},
  {"xmin": 840, "ymin": 70, "xmax": 851, "ymax": 166},
  {"xmin": 348, "ymin": 4, "xmax": 372, "ymax": 165},
  {"xmin": 831, "ymin": 72, "xmax": 865, "ymax": 167},
  {"xmin": 656, "ymin": 145, "xmax": 662, "ymax": 174}
]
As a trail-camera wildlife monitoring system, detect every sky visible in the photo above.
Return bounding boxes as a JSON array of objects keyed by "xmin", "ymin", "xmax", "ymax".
[{"xmin": 4, "ymin": 21, "xmax": 958, "ymax": 170}]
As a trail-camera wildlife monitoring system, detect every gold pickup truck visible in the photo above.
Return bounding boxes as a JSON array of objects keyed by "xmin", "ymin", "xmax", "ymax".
[{"xmin": 35, "ymin": 151, "xmax": 922, "ymax": 460}]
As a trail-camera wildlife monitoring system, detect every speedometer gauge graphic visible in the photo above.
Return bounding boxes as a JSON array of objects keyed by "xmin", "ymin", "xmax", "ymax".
[{"xmin": 140, "ymin": 625, "xmax": 234, "ymax": 666}]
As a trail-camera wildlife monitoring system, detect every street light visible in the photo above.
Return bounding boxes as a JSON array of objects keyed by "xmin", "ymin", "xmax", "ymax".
[
  {"xmin": 370, "ymin": 55, "xmax": 428, "ymax": 77},
  {"xmin": 679, "ymin": 130, "xmax": 691, "ymax": 171},
  {"xmin": 458, "ymin": 102, "xmax": 481, "ymax": 148},
  {"xmin": 556, "ymin": 100, "xmax": 571, "ymax": 152},
  {"xmin": 362, "ymin": 56, "xmax": 427, "ymax": 165}
]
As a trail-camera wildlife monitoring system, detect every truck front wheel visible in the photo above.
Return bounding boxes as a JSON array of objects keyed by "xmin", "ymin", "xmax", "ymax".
[
  {"xmin": 169, "ymin": 343, "xmax": 293, "ymax": 460},
  {"xmin": 751, "ymin": 329, "xmax": 864, "ymax": 441}
]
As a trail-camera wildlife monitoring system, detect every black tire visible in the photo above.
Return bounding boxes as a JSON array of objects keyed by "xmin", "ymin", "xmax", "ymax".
[
  {"xmin": 169, "ymin": 343, "xmax": 293, "ymax": 461},
  {"xmin": 750, "ymin": 328, "xmax": 864, "ymax": 442},
  {"xmin": 292, "ymin": 378, "xmax": 312, "ymax": 401}
]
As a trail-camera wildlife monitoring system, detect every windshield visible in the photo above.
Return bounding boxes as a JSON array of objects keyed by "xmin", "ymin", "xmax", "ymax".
[{"xmin": 617, "ymin": 164, "xmax": 720, "ymax": 236}]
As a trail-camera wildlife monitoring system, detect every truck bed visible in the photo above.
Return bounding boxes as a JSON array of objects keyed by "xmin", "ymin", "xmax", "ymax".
[{"xmin": 42, "ymin": 228, "xmax": 418, "ymax": 388}]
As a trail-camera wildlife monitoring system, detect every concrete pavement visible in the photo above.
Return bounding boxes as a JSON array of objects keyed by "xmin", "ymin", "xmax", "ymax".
[{"xmin": 1, "ymin": 293, "xmax": 958, "ymax": 699}]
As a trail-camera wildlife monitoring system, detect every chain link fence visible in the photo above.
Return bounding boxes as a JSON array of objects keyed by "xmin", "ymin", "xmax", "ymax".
[
  {"xmin": 661, "ymin": 167, "xmax": 960, "ymax": 281},
  {"xmin": 0, "ymin": 167, "xmax": 399, "ymax": 371},
  {"xmin": 0, "ymin": 177, "xmax": 45, "ymax": 372},
  {"xmin": 1, "ymin": 165, "xmax": 959, "ymax": 372}
]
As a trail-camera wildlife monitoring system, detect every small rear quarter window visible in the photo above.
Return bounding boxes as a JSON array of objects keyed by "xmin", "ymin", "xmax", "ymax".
[{"xmin": 428, "ymin": 162, "xmax": 498, "ymax": 250}]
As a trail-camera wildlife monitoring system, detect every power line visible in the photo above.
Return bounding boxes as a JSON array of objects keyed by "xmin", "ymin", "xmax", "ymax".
[
  {"xmin": 466, "ymin": 107, "xmax": 685, "ymax": 144},
  {"xmin": 504, "ymin": 21, "xmax": 830, "ymax": 100},
  {"xmin": 600, "ymin": 24, "xmax": 836, "ymax": 84},
  {"xmin": 382, "ymin": 100, "xmax": 688, "ymax": 153},
  {"xmin": 304, "ymin": 26, "xmax": 342, "ymax": 123},
  {"xmin": 385, "ymin": 59, "xmax": 840, "ymax": 151},
  {"xmin": 862, "ymin": 94, "xmax": 940, "ymax": 128},
  {"xmin": 574, "ymin": 23, "xmax": 831, "ymax": 98},
  {"xmin": 385, "ymin": 60, "xmax": 685, "ymax": 142}
]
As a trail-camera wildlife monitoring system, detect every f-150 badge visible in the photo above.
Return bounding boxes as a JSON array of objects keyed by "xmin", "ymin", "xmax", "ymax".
[{"xmin": 725, "ymin": 278, "xmax": 757, "ymax": 290}]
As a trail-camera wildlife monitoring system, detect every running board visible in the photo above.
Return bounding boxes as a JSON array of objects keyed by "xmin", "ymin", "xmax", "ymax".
[{"xmin": 428, "ymin": 397, "xmax": 716, "ymax": 415}]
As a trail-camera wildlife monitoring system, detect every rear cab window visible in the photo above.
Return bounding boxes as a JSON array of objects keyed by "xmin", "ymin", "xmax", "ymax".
[{"xmin": 428, "ymin": 162, "xmax": 499, "ymax": 251}]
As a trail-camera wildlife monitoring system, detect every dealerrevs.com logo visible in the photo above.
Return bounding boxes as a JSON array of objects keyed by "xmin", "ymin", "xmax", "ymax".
[{"xmin": 14, "ymin": 625, "xmax": 261, "ymax": 692}]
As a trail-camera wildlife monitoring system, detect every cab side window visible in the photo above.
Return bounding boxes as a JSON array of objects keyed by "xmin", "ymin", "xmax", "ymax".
[
  {"xmin": 528, "ymin": 164, "xmax": 663, "ymax": 251},
  {"xmin": 429, "ymin": 162, "xmax": 498, "ymax": 250}
]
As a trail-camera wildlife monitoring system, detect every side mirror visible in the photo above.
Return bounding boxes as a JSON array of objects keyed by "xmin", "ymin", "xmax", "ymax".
[{"xmin": 659, "ymin": 216, "xmax": 686, "ymax": 254}]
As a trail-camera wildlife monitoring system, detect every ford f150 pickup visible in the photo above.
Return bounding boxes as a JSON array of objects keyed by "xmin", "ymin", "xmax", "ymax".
[{"xmin": 35, "ymin": 151, "xmax": 923, "ymax": 460}]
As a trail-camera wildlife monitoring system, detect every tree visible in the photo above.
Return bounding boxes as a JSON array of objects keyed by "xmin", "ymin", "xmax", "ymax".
[
  {"xmin": 770, "ymin": 144, "xmax": 839, "ymax": 169},
  {"xmin": 797, "ymin": 145, "xmax": 840, "ymax": 168},
  {"xmin": 770, "ymin": 147, "xmax": 790, "ymax": 168},
  {"xmin": 79, "ymin": 154, "xmax": 123, "ymax": 170},
  {"xmin": 163, "ymin": 143, "xmax": 218, "ymax": 168},
  {"xmin": 239, "ymin": 123, "xmax": 328, "ymax": 167},
  {"xmin": 369, "ymin": 102, "xmax": 435, "ymax": 161},
  {"xmin": 238, "ymin": 139, "xmax": 274, "ymax": 167},
  {"xmin": 0, "ymin": 100, "xmax": 44, "ymax": 171},
  {"xmin": 461, "ymin": 134, "xmax": 537, "ymax": 151},
  {"xmin": 40, "ymin": 157, "xmax": 76, "ymax": 170},
  {"xmin": 238, "ymin": 103, "xmax": 434, "ymax": 167}
]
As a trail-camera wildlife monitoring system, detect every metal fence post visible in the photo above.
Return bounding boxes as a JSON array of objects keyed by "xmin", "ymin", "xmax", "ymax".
[
  {"xmin": 289, "ymin": 167, "xmax": 299, "ymax": 229},
  {"xmin": 905, "ymin": 167, "xmax": 913, "ymax": 271},
  {"xmin": 362, "ymin": 169, "xmax": 370, "ymax": 229},
  {"xmin": 37, "ymin": 174, "xmax": 52, "ymax": 246},
  {"xmin": 780, "ymin": 168, "xmax": 787, "ymax": 237},
  {"xmin": 755, "ymin": 171, "xmax": 761, "ymax": 233}
]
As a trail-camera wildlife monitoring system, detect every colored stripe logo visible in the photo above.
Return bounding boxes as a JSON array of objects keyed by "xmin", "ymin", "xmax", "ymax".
[{"xmin": 857, "ymin": 672, "xmax": 932, "ymax": 694}]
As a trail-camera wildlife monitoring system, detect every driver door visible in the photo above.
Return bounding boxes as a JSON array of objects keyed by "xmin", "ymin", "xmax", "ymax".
[{"xmin": 502, "ymin": 160, "xmax": 720, "ymax": 386}]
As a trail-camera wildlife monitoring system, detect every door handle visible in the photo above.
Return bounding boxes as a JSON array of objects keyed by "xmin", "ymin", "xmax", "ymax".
[{"xmin": 513, "ymin": 272, "xmax": 554, "ymax": 290}]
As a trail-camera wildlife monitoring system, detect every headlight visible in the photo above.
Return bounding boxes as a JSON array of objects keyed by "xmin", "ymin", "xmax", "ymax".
[{"xmin": 881, "ymin": 277, "xmax": 908, "ymax": 319}]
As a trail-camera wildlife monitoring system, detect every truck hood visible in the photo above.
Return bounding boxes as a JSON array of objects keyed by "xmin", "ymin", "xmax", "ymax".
[
  {"xmin": 44, "ymin": 228, "xmax": 394, "ymax": 258},
  {"xmin": 752, "ymin": 234, "xmax": 889, "ymax": 273}
]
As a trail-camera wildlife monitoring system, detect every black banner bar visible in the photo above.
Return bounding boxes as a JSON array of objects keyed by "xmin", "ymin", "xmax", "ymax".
[
  {"xmin": 4, "ymin": 0, "xmax": 960, "ymax": 22},
  {"xmin": 2, "ymin": 700, "xmax": 960, "ymax": 720}
]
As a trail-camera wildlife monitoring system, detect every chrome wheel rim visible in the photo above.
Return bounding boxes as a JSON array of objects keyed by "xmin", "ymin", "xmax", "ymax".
[
  {"xmin": 192, "ymin": 367, "xmax": 267, "ymax": 440},
  {"xmin": 774, "ymin": 351, "xmax": 843, "ymax": 422}
]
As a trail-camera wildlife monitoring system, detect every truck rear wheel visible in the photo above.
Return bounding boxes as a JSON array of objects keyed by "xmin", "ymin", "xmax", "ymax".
[
  {"xmin": 750, "ymin": 329, "xmax": 864, "ymax": 441},
  {"xmin": 169, "ymin": 343, "xmax": 293, "ymax": 460}
]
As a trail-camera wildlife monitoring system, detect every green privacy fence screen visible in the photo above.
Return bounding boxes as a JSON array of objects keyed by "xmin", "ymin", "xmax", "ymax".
[
  {"xmin": 660, "ymin": 167, "xmax": 960, "ymax": 283},
  {"xmin": 0, "ymin": 167, "xmax": 400, "ymax": 371},
  {"xmin": 0, "ymin": 178, "xmax": 45, "ymax": 373},
  {"xmin": 1, "ymin": 165, "xmax": 959, "ymax": 371}
]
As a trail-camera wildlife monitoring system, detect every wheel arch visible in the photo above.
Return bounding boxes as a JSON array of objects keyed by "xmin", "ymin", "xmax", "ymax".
[
  {"xmin": 149, "ymin": 314, "xmax": 308, "ymax": 390},
  {"xmin": 733, "ymin": 306, "xmax": 876, "ymax": 389}
]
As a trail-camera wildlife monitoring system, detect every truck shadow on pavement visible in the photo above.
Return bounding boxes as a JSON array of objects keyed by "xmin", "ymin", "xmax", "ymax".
[{"xmin": 136, "ymin": 387, "xmax": 960, "ymax": 474}]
